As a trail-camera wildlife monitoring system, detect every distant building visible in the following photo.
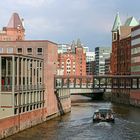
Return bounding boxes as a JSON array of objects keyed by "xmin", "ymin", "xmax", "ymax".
[
  {"xmin": 58, "ymin": 40, "xmax": 86, "ymax": 76},
  {"xmin": 58, "ymin": 44, "xmax": 71, "ymax": 54},
  {"xmin": 0, "ymin": 13, "xmax": 25, "ymax": 41},
  {"xmin": 86, "ymin": 51, "xmax": 95, "ymax": 75},
  {"xmin": 105, "ymin": 58, "xmax": 111, "ymax": 74},
  {"xmin": 83, "ymin": 46, "xmax": 89, "ymax": 53},
  {"xmin": 95, "ymin": 47, "xmax": 111, "ymax": 75}
]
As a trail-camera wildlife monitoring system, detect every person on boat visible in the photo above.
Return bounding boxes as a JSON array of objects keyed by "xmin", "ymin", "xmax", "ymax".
[
  {"xmin": 96, "ymin": 112, "xmax": 100, "ymax": 119},
  {"xmin": 106, "ymin": 113, "xmax": 110, "ymax": 119}
]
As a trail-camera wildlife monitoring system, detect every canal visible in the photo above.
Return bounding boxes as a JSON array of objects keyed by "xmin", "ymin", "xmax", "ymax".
[{"xmin": 5, "ymin": 96, "xmax": 140, "ymax": 140}]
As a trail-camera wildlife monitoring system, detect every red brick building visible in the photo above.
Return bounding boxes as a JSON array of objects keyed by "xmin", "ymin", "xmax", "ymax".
[
  {"xmin": 118, "ymin": 34, "xmax": 131, "ymax": 75},
  {"xmin": 58, "ymin": 46, "xmax": 86, "ymax": 76},
  {"xmin": 111, "ymin": 14, "xmax": 136, "ymax": 75},
  {"xmin": 111, "ymin": 13, "xmax": 139, "ymax": 104}
]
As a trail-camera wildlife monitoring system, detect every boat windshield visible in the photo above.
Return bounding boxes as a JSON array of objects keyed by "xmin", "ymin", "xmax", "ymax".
[{"xmin": 99, "ymin": 109, "xmax": 111, "ymax": 114}]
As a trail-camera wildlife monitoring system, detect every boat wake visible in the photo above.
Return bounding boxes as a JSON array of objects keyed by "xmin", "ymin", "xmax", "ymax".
[{"xmin": 94, "ymin": 122, "xmax": 112, "ymax": 127}]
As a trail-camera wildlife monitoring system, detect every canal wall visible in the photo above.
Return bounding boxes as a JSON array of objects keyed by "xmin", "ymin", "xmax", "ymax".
[
  {"xmin": 0, "ymin": 89, "xmax": 71, "ymax": 139},
  {"xmin": 111, "ymin": 89, "xmax": 140, "ymax": 107},
  {"xmin": 103, "ymin": 89, "xmax": 112, "ymax": 101},
  {"xmin": 111, "ymin": 89, "xmax": 130, "ymax": 105},
  {"xmin": 130, "ymin": 90, "xmax": 140, "ymax": 107}
]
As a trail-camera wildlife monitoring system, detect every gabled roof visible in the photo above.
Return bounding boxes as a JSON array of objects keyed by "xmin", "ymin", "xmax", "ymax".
[
  {"xmin": 112, "ymin": 12, "xmax": 121, "ymax": 32},
  {"xmin": 124, "ymin": 16, "xmax": 139, "ymax": 26},
  {"xmin": 7, "ymin": 13, "xmax": 24, "ymax": 29}
]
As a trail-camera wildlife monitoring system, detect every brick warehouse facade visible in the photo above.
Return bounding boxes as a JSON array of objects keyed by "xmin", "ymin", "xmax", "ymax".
[
  {"xmin": 0, "ymin": 13, "xmax": 71, "ymax": 139},
  {"xmin": 111, "ymin": 13, "xmax": 139, "ymax": 104}
]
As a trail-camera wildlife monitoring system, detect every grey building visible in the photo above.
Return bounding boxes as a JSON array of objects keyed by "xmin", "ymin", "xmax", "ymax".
[
  {"xmin": 95, "ymin": 47, "xmax": 111, "ymax": 75},
  {"xmin": 105, "ymin": 58, "xmax": 111, "ymax": 74},
  {"xmin": 86, "ymin": 51, "xmax": 95, "ymax": 75}
]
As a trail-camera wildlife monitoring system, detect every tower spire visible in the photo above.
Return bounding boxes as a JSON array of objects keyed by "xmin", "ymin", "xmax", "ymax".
[{"xmin": 112, "ymin": 12, "xmax": 121, "ymax": 32}]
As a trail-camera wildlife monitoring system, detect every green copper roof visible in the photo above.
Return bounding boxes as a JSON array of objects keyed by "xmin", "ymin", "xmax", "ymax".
[
  {"xmin": 124, "ymin": 16, "xmax": 139, "ymax": 26},
  {"xmin": 112, "ymin": 13, "xmax": 121, "ymax": 32}
]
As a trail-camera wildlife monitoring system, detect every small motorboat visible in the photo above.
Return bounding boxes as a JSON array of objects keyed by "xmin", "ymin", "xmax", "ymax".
[{"xmin": 93, "ymin": 108, "xmax": 115, "ymax": 123}]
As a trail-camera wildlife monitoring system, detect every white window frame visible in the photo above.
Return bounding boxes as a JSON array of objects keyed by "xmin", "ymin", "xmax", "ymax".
[
  {"xmin": 7, "ymin": 48, "xmax": 13, "ymax": 53},
  {"xmin": 0, "ymin": 48, "xmax": 3, "ymax": 53}
]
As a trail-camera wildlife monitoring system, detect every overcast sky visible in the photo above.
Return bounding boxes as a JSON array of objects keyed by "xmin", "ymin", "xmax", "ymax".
[{"xmin": 0, "ymin": 0, "xmax": 140, "ymax": 50}]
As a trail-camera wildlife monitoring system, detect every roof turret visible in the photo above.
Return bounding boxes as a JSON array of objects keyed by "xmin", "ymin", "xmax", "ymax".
[{"xmin": 7, "ymin": 13, "xmax": 24, "ymax": 29}]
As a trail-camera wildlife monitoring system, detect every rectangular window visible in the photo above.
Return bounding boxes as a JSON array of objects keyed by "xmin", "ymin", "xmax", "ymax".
[
  {"xmin": 113, "ymin": 32, "xmax": 117, "ymax": 40},
  {"xmin": 0, "ymin": 48, "xmax": 3, "ymax": 53},
  {"xmin": 131, "ymin": 56, "xmax": 140, "ymax": 63},
  {"xmin": 37, "ymin": 48, "xmax": 43, "ymax": 55},
  {"xmin": 7, "ymin": 48, "xmax": 13, "ymax": 53},
  {"xmin": 131, "ymin": 65, "xmax": 140, "ymax": 72},
  {"xmin": 40, "ymin": 62, "xmax": 42, "ymax": 67},
  {"xmin": 14, "ymin": 94, "xmax": 18, "ymax": 106},
  {"xmin": 14, "ymin": 108, "xmax": 18, "ymax": 114},
  {"xmin": 27, "ymin": 48, "xmax": 32, "ymax": 54},
  {"xmin": 17, "ymin": 48, "xmax": 22, "ymax": 53}
]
